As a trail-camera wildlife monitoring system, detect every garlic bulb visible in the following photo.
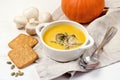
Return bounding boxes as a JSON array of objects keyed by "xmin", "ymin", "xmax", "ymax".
[
  {"xmin": 23, "ymin": 7, "xmax": 39, "ymax": 21},
  {"xmin": 39, "ymin": 12, "xmax": 53, "ymax": 23},
  {"xmin": 14, "ymin": 16, "xmax": 28, "ymax": 29}
]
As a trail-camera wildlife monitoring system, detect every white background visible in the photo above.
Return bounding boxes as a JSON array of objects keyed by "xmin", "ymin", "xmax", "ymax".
[{"xmin": 0, "ymin": 0, "xmax": 120, "ymax": 80}]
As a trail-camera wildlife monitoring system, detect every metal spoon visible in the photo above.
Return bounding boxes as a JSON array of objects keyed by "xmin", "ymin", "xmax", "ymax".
[{"xmin": 79, "ymin": 27, "xmax": 118, "ymax": 70}]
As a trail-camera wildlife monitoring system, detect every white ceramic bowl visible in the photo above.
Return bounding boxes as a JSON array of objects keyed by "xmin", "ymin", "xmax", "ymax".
[{"xmin": 36, "ymin": 20, "xmax": 94, "ymax": 62}]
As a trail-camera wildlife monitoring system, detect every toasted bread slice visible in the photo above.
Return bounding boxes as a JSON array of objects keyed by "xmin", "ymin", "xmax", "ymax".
[
  {"xmin": 8, "ymin": 45, "xmax": 38, "ymax": 69},
  {"xmin": 8, "ymin": 34, "xmax": 38, "ymax": 49}
]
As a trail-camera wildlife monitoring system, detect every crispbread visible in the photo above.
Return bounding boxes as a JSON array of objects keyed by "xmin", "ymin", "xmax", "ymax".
[
  {"xmin": 8, "ymin": 34, "xmax": 38, "ymax": 49},
  {"xmin": 8, "ymin": 45, "xmax": 38, "ymax": 69}
]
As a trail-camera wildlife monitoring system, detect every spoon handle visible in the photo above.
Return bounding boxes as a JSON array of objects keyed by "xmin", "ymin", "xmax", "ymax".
[
  {"xmin": 92, "ymin": 27, "xmax": 117, "ymax": 58},
  {"xmin": 104, "ymin": 7, "xmax": 120, "ymax": 9}
]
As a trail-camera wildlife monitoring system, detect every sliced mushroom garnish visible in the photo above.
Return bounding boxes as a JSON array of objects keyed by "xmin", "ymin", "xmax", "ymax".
[
  {"xmin": 50, "ymin": 32, "xmax": 82, "ymax": 49},
  {"xmin": 55, "ymin": 33, "xmax": 67, "ymax": 42},
  {"xmin": 67, "ymin": 35, "xmax": 77, "ymax": 45}
]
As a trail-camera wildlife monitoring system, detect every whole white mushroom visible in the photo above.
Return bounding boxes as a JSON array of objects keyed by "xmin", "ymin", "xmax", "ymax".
[
  {"xmin": 23, "ymin": 7, "xmax": 39, "ymax": 21},
  {"xmin": 14, "ymin": 16, "xmax": 28, "ymax": 29},
  {"xmin": 25, "ymin": 18, "xmax": 39, "ymax": 35},
  {"xmin": 39, "ymin": 12, "xmax": 53, "ymax": 23}
]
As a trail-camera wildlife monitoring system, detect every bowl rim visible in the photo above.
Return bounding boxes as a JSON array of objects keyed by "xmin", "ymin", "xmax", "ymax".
[{"xmin": 39, "ymin": 20, "xmax": 90, "ymax": 52}]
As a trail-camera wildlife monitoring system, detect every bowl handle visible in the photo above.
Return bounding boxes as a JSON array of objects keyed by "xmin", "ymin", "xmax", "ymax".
[
  {"xmin": 81, "ymin": 35, "xmax": 94, "ymax": 49},
  {"xmin": 36, "ymin": 23, "xmax": 49, "ymax": 37}
]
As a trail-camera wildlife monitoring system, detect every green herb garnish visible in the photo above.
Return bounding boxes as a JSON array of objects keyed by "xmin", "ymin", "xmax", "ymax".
[{"xmin": 50, "ymin": 32, "xmax": 82, "ymax": 49}]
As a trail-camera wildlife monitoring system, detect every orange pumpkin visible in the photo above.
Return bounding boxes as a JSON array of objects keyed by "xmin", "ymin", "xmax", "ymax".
[{"xmin": 61, "ymin": 0, "xmax": 105, "ymax": 23}]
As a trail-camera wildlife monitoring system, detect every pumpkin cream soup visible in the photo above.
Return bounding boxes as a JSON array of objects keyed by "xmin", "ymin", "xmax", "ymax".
[{"xmin": 43, "ymin": 23, "xmax": 86, "ymax": 50}]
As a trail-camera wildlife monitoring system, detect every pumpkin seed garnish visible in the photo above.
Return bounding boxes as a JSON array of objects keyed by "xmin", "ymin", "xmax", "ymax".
[
  {"xmin": 6, "ymin": 61, "xmax": 12, "ymax": 64},
  {"xmin": 11, "ymin": 65, "xmax": 15, "ymax": 69}
]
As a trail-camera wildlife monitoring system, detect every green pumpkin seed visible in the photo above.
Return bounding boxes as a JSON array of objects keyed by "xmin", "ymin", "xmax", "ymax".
[
  {"xmin": 15, "ymin": 72, "xmax": 19, "ymax": 77},
  {"xmin": 18, "ymin": 71, "xmax": 24, "ymax": 76},
  {"xmin": 11, "ymin": 72, "xmax": 15, "ymax": 76},
  {"xmin": 6, "ymin": 61, "xmax": 12, "ymax": 64},
  {"xmin": 11, "ymin": 65, "xmax": 15, "ymax": 69}
]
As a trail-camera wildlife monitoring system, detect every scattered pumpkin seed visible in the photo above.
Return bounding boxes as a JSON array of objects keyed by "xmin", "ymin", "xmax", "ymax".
[
  {"xmin": 6, "ymin": 61, "xmax": 12, "ymax": 64},
  {"xmin": 11, "ymin": 65, "xmax": 15, "ymax": 69},
  {"xmin": 18, "ymin": 70, "xmax": 24, "ymax": 76},
  {"xmin": 6, "ymin": 61, "xmax": 24, "ymax": 77},
  {"xmin": 11, "ymin": 72, "xmax": 15, "ymax": 76},
  {"xmin": 15, "ymin": 72, "xmax": 19, "ymax": 77}
]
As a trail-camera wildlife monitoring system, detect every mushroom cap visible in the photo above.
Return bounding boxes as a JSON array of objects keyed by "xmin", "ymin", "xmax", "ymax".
[
  {"xmin": 23, "ymin": 7, "xmax": 39, "ymax": 20},
  {"xmin": 39, "ymin": 12, "xmax": 53, "ymax": 23},
  {"xmin": 25, "ymin": 22, "xmax": 37, "ymax": 35},
  {"xmin": 14, "ymin": 16, "xmax": 28, "ymax": 24}
]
